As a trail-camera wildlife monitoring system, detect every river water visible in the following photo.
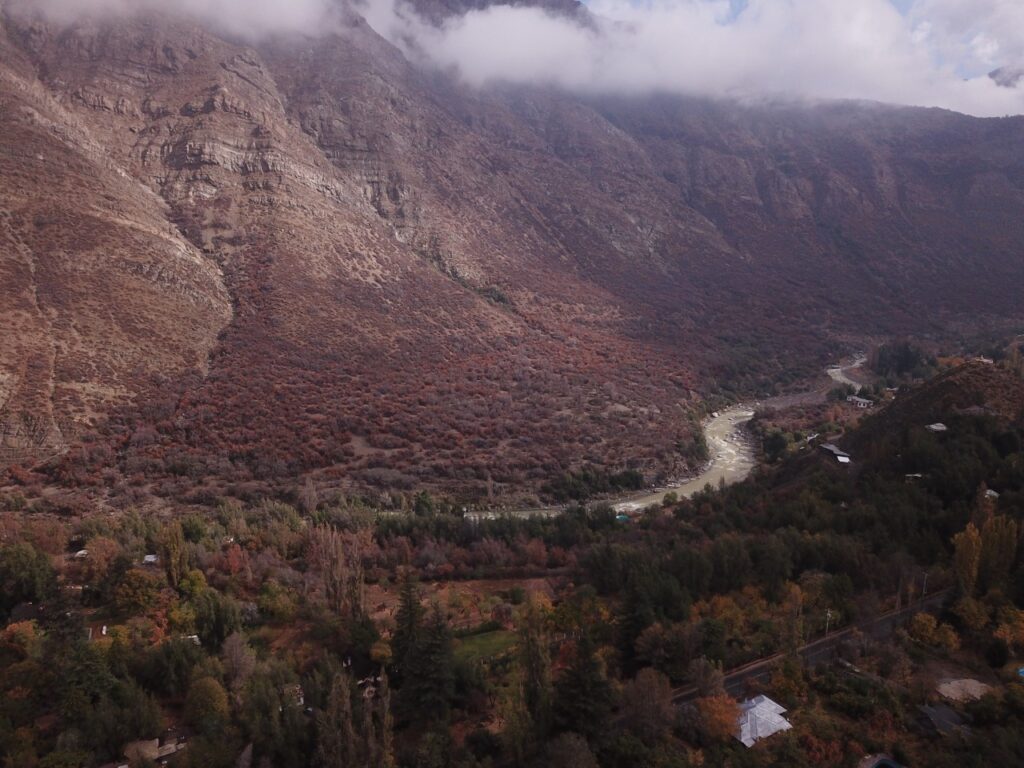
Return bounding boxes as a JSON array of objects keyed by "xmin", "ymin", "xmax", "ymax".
[
  {"xmin": 469, "ymin": 359, "xmax": 863, "ymax": 520},
  {"xmin": 611, "ymin": 406, "xmax": 756, "ymax": 512}
]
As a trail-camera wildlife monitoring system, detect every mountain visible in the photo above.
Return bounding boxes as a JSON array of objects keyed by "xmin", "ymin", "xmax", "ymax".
[
  {"xmin": 2, "ymin": 3, "xmax": 1024, "ymax": 501},
  {"xmin": 847, "ymin": 359, "xmax": 1024, "ymax": 454}
]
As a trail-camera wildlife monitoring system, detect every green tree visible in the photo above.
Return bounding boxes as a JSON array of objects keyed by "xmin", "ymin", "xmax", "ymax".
[
  {"xmin": 0, "ymin": 542, "xmax": 56, "ymax": 618},
  {"xmin": 413, "ymin": 492, "xmax": 435, "ymax": 517},
  {"xmin": 185, "ymin": 676, "xmax": 229, "ymax": 736},
  {"xmin": 980, "ymin": 515, "xmax": 1018, "ymax": 593},
  {"xmin": 953, "ymin": 523, "xmax": 983, "ymax": 596},
  {"xmin": 113, "ymin": 569, "xmax": 160, "ymax": 615},
  {"xmin": 545, "ymin": 732, "xmax": 599, "ymax": 768},
  {"xmin": 402, "ymin": 606, "xmax": 454, "ymax": 722},
  {"xmin": 158, "ymin": 521, "xmax": 189, "ymax": 589},
  {"xmin": 194, "ymin": 589, "xmax": 242, "ymax": 649},
  {"xmin": 553, "ymin": 633, "xmax": 613, "ymax": 742},
  {"xmin": 241, "ymin": 665, "xmax": 310, "ymax": 766},
  {"xmin": 620, "ymin": 668, "xmax": 674, "ymax": 745},
  {"xmin": 520, "ymin": 595, "xmax": 553, "ymax": 740},
  {"xmin": 315, "ymin": 672, "xmax": 358, "ymax": 768},
  {"xmin": 391, "ymin": 573, "xmax": 424, "ymax": 681}
]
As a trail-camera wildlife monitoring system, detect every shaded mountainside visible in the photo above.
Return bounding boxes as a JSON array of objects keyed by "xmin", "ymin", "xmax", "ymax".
[
  {"xmin": 1, "ymin": 5, "xmax": 1024, "ymax": 499},
  {"xmin": 847, "ymin": 361, "xmax": 1024, "ymax": 454}
]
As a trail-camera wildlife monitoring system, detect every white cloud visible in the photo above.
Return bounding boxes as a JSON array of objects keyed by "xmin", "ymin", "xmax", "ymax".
[
  {"xmin": 8, "ymin": 0, "xmax": 340, "ymax": 39},
  {"xmin": 379, "ymin": 0, "xmax": 1024, "ymax": 116},
  {"xmin": 10, "ymin": 0, "xmax": 1024, "ymax": 116},
  {"xmin": 908, "ymin": 0, "xmax": 1024, "ymax": 75}
]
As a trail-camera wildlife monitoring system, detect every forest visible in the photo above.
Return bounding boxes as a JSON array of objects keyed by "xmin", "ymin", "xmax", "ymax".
[{"xmin": 1, "ymin": 358, "xmax": 1024, "ymax": 767}]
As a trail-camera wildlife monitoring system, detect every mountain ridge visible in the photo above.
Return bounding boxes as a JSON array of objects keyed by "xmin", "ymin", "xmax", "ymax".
[{"xmin": 2, "ymin": 5, "xmax": 1023, "ymax": 501}]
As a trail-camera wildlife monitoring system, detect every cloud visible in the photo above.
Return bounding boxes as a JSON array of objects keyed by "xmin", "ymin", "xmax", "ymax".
[
  {"xmin": 372, "ymin": 0, "xmax": 1024, "ymax": 116},
  {"xmin": 8, "ymin": 0, "xmax": 340, "ymax": 39},
  {"xmin": 907, "ymin": 0, "xmax": 1024, "ymax": 74},
  {"xmin": 10, "ymin": 0, "xmax": 1024, "ymax": 116}
]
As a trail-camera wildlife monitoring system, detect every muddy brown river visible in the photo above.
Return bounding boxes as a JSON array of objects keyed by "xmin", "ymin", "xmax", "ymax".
[{"xmin": 468, "ymin": 359, "xmax": 863, "ymax": 520}]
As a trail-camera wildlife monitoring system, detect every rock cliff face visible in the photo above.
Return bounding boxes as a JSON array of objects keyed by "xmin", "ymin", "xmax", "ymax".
[{"xmin": 1, "ymin": 5, "xmax": 1023, "ymax": 498}]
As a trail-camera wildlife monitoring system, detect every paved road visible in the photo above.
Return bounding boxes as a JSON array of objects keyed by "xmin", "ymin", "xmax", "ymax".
[{"xmin": 672, "ymin": 589, "xmax": 950, "ymax": 703}]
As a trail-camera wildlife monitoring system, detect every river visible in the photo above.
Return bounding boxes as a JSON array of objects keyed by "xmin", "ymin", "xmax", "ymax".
[
  {"xmin": 610, "ymin": 406, "xmax": 755, "ymax": 512},
  {"xmin": 467, "ymin": 358, "xmax": 865, "ymax": 520}
]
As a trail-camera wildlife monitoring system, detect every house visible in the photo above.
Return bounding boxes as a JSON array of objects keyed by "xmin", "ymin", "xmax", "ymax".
[
  {"xmin": 142, "ymin": 554, "xmax": 159, "ymax": 566},
  {"xmin": 735, "ymin": 695, "xmax": 793, "ymax": 747},
  {"xmin": 985, "ymin": 489, "xmax": 1000, "ymax": 500},
  {"xmin": 820, "ymin": 443, "xmax": 851, "ymax": 464},
  {"xmin": 925, "ymin": 423, "xmax": 948, "ymax": 433},
  {"xmin": 73, "ymin": 549, "xmax": 89, "ymax": 559},
  {"xmin": 917, "ymin": 703, "xmax": 968, "ymax": 737},
  {"xmin": 847, "ymin": 395, "xmax": 873, "ymax": 409}
]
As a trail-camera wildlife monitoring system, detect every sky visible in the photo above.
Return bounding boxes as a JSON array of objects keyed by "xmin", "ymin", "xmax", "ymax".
[{"xmin": 12, "ymin": 0, "xmax": 1024, "ymax": 116}]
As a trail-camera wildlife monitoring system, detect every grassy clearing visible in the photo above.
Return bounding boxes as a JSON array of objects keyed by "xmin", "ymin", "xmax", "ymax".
[{"xmin": 454, "ymin": 630, "xmax": 517, "ymax": 664}]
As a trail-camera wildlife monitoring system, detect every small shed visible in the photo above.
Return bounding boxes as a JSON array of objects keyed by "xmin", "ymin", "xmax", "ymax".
[
  {"xmin": 925, "ymin": 423, "xmax": 948, "ymax": 433},
  {"xmin": 847, "ymin": 395, "xmax": 873, "ymax": 409}
]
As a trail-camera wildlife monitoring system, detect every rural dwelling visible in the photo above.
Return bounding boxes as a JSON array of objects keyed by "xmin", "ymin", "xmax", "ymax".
[
  {"xmin": 847, "ymin": 395, "xmax": 873, "ymax": 409},
  {"xmin": 735, "ymin": 695, "xmax": 793, "ymax": 747},
  {"xmin": 925, "ymin": 423, "xmax": 948, "ymax": 433},
  {"xmin": 820, "ymin": 443, "xmax": 851, "ymax": 464}
]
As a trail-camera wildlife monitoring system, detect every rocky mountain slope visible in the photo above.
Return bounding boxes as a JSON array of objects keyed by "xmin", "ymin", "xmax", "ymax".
[{"xmin": 1, "ymin": 3, "xmax": 1023, "ymax": 500}]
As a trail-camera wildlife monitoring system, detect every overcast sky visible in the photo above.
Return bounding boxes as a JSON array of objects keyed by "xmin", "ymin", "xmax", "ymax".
[{"xmin": 15, "ymin": 0, "xmax": 1024, "ymax": 116}]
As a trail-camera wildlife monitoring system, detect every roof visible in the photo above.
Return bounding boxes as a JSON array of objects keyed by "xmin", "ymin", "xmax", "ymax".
[
  {"xmin": 735, "ymin": 695, "xmax": 792, "ymax": 747},
  {"xmin": 917, "ymin": 704, "xmax": 967, "ymax": 736},
  {"xmin": 847, "ymin": 395, "xmax": 873, "ymax": 405},
  {"xmin": 821, "ymin": 443, "xmax": 851, "ymax": 463},
  {"xmin": 937, "ymin": 678, "xmax": 991, "ymax": 703},
  {"xmin": 926, "ymin": 423, "xmax": 948, "ymax": 432}
]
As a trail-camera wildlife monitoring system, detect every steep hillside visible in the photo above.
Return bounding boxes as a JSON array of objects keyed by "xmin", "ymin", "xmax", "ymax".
[
  {"xmin": 1, "ymin": 4, "xmax": 1024, "ymax": 500},
  {"xmin": 847, "ymin": 360, "xmax": 1024, "ymax": 453}
]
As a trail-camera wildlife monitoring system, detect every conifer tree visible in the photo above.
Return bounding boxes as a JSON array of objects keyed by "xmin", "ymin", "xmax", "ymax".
[
  {"xmin": 402, "ymin": 605, "xmax": 454, "ymax": 722},
  {"xmin": 553, "ymin": 633, "xmax": 613, "ymax": 743},
  {"xmin": 520, "ymin": 595, "xmax": 553, "ymax": 740},
  {"xmin": 315, "ymin": 672, "xmax": 357, "ymax": 768},
  {"xmin": 391, "ymin": 572, "xmax": 424, "ymax": 681}
]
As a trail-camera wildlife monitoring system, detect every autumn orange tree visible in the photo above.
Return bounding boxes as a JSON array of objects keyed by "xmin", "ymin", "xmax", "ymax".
[{"xmin": 696, "ymin": 693, "xmax": 740, "ymax": 743}]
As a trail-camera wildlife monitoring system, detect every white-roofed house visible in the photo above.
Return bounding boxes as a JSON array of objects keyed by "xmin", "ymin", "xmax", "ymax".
[{"xmin": 735, "ymin": 695, "xmax": 793, "ymax": 748}]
